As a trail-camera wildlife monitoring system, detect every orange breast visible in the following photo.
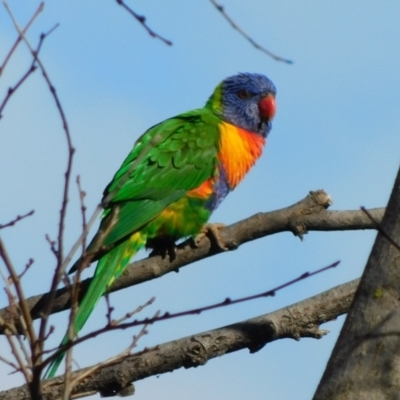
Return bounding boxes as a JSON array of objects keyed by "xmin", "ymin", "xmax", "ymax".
[{"xmin": 218, "ymin": 122, "xmax": 265, "ymax": 189}]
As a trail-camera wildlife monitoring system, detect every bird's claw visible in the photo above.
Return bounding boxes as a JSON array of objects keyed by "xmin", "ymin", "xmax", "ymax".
[
  {"xmin": 193, "ymin": 223, "xmax": 232, "ymax": 251},
  {"xmin": 148, "ymin": 240, "xmax": 177, "ymax": 261}
]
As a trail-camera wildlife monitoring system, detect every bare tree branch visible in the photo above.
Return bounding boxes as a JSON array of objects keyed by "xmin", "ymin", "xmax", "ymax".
[
  {"xmin": 210, "ymin": 0, "xmax": 293, "ymax": 64},
  {"xmin": 0, "ymin": 237, "xmax": 34, "ymax": 382},
  {"xmin": 0, "ymin": 278, "xmax": 359, "ymax": 399},
  {"xmin": 0, "ymin": 210, "xmax": 34, "ymax": 230},
  {"xmin": 0, "ymin": 190, "xmax": 384, "ymax": 333},
  {"xmin": 0, "ymin": 237, "xmax": 36, "ymax": 349},
  {"xmin": 0, "ymin": 1, "xmax": 43, "ymax": 76},
  {"xmin": 3, "ymin": 1, "xmax": 74, "ymax": 286},
  {"xmin": 39, "ymin": 260, "xmax": 338, "ymax": 373},
  {"xmin": 4, "ymin": 1, "xmax": 74, "ymax": 262},
  {"xmin": 361, "ymin": 206, "xmax": 400, "ymax": 252},
  {"xmin": 2, "ymin": 4, "xmax": 75, "ymax": 397},
  {"xmin": 0, "ymin": 65, "xmax": 36, "ymax": 120},
  {"xmin": 76, "ymin": 176, "xmax": 88, "ymax": 255},
  {"xmin": 115, "ymin": 0, "xmax": 172, "ymax": 46},
  {"xmin": 0, "ymin": 19, "xmax": 58, "ymax": 120}
]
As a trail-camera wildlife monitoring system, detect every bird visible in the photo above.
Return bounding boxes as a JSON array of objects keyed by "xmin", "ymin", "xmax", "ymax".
[{"xmin": 45, "ymin": 72, "xmax": 276, "ymax": 378}]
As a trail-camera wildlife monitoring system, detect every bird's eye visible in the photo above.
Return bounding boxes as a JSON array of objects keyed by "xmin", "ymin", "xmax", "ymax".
[{"xmin": 237, "ymin": 90, "xmax": 251, "ymax": 99}]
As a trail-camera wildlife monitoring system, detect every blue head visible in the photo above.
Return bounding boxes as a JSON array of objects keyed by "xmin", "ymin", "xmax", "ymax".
[{"xmin": 206, "ymin": 73, "xmax": 277, "ymax": 137}]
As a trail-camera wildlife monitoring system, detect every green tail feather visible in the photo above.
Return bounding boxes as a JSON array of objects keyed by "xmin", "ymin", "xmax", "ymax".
[{"xmin": 45, "ymin": 235, "xmax": 144, "ymax": 378}]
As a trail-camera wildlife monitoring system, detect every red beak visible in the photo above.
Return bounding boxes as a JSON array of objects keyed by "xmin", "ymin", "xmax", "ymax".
[{"xmin": 258, "ymin": 95, "xmax": 276, "ymax": 121}]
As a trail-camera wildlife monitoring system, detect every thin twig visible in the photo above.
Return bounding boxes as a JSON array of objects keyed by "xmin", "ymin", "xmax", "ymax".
[
  {"xmin": 4, "ymin": 1, "xmax": 74, "ymax": 268},
  {"xmin": 105, "ymin": 295, "xmax": 114, "ymax": 326},
  {"xmin": 45, "ymin": 234, "xmax": 58, "ymax": 259},
  {"xmin": 126, "ymin": 311, "xmax": 158, "ymax": 352},
  {"xmin": 115, "ymin": 0, "xmax": 172, "ymax": 46},
  {"xmin": 3, "ymin": 6, "xmax": 72, "ymax": 394},
  {"xmin": 210, "ymin": 0, "xmax": 293, "ymax": 64},
  {"xmin": 0, "ymin": 13, "xmax": 57, "ymax": 121},
  {"xmin": 3, "ymin": 328, "xmax": 31, "ymax": 382},
  {"xmin": 0, "ymin": 237, "xmax": 37, "ymax": 348},
  {"xmin": 59, "ymin": 205, "xmax": 103, "ymax": 273},
  {"xmin": 115, "ymin": 260, "xmax": 340, "ymax": 325},
  {"xmin": 14, "ymin": 333, "xmax": 33, "ymax": 372},
  {"xmin": 36, "ymin": 326, "xmax": 55, "ymax": 345},
  {"xmin": 0, "ymin": 271, "xmax": 21, "ymax": 334},
  {"xmin": 0, "ymin": 210, "xmax": 34, "ymax": 230},
  {"xmin": 0, "ymin": 251, "xmax": 35, "ymax": 374},
  {"xmin": 0, "ymin": 2, "xmax": 44, "ymax": 76},
  {"xmin": 111, "ymin": 296, "xmax": 155, "ymax": 326},
  {"xmin": 0, "ymin": 354, "xmax": 19, "ymax": 370},
  {"xmin": 0, "ymin": 65, "xmax": 36, "ymax": 120},
  {"xmin": 42, "ymin": 260, "xmax": 338, "ymax": 368},
  {"xmin": 76, "ymin": 176, "xmax": 87, "ymax": 254},
  {"xmin": 361, "ymin": 206, "xmax": 400, "ymax": 252},
  {"xmin": 19, "ymin": 258, "xmax": 34, "ymax": 280},
  {"xmin": 63, "ymin": 325, "xmax": 74, "ymax": 400},
  {"xmin": 0, "ymin": 245, "xmax": 33, "ymax": 382}
]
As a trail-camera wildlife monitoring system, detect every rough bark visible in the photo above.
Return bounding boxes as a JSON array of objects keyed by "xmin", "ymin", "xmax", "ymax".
[
  {"xmin": 313, "ymin": 166, "xmax": 400, "ymax": 400},
  {"xmin": 0, "ymin": 190, "xmax": 383, "ymax": 334},
  {"xmin": 0, "ymin": 278, "xmax": 360, "ymax": 400}
]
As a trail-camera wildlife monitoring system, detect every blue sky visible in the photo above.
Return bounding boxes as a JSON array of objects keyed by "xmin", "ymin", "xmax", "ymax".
[{"xmin": 1, "ymin": 1, "xmax": 399, "ymax": 398}]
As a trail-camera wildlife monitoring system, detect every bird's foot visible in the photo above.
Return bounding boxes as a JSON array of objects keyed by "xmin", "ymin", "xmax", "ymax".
[
  {"xmin": 148, "ymin": 238, "xmax": 177, "ymax": 262},
  {"xmin": 193, "ymin": 223, "xmax": 232, "ymax": 251}
]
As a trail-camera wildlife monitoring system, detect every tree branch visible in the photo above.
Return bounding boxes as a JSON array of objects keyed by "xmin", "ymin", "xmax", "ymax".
[
  {"xmin": 115, "ymin": 0, "xmax": 172, "ymax": 46},
  {"xmin": 0, "ymin": 210, "xmax": 34, "ymax": 230},
  {"xmin": 0, "ymin": 190, "xmax": 384, "ymax": 333},
  {"xmin": 0, "ymin": 14, "xmax": 57, "ymax": 121},
  {"xmin": 0, "ymin": 278, "xmax": 359, "ymax": 399},
  {"xmin": 38, "ymin": 260, "xmax": 339, "ymax": 374},
  {"xmin": 210, "ymin": 0, "xmax": 293, "ymax": 64},
  {"xmin": 0, "ymin": 2, "xmax": 44, "ymax": 76}
]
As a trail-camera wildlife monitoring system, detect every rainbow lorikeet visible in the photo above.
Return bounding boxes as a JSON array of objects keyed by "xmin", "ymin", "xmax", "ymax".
[{"xmin": 45, "ymin": 72, "xmax": 276, "ymax": 378}]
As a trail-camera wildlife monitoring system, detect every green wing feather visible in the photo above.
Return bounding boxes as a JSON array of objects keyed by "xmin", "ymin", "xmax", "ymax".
[
  {"xmin": 90, "ymin": 109, "xmax": 221, "ymax": 249},
  {"xmin": 45, "ymin": 108, "xmax": 222, "ymax": 378}
]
